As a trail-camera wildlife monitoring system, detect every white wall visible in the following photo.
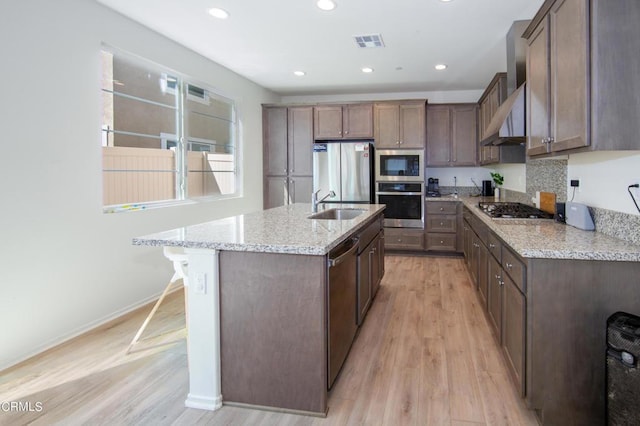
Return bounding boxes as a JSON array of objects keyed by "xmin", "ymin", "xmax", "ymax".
[
  {"xmin": 0, "ymin": 0, "xmax": 278, "ymax": 370},
  {"xmin": 567, "ymin": 151, "xmax": 640, "ymax": 215}
]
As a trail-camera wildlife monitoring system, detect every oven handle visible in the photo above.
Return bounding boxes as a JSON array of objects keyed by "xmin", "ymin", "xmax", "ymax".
[{"xmin": 376, "ymin": 192, "xmax": 424, "ymax": 196}]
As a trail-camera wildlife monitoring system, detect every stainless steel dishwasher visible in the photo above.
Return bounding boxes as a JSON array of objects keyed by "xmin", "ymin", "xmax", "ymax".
[{"xmin": 327, "ymin": 237, "xmax": 359, "ymax": 389}]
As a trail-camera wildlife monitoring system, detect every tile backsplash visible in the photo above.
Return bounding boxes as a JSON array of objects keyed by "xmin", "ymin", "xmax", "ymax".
[{"xmin": 526, "ymin": 159, "xmax": 568, "ymax": 202}]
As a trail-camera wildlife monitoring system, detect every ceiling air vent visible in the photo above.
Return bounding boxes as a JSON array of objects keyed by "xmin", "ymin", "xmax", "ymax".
[{"xmin": 353, "ymin": 34, "xmax": 385, "ymax": 48}]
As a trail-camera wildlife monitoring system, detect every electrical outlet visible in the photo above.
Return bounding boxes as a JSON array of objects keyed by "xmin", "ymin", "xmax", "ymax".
[
  {"xmin": 570, "ymin": 178, "xmax": 581, "ymax": 192},
  {"xmin": 195, "ymin": 272, "xmax": 207, "ymax": 295}
]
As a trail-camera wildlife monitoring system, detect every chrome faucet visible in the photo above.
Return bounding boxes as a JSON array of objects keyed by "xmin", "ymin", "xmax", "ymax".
[
  {"xmin": 312, "ymin": 189, "xmax": 336, "ymax": 213},
  {"xmin": 453, "ymin": 176, "xmax": 458, "ymax": 198}
]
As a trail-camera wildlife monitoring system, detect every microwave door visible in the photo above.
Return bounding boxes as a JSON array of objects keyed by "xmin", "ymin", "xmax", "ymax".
[
  {"xmin": 340, "ymin": 142, "xmax": 370, "ymax": 203},
  {"xmin": 313, "ymin": 143, "xmax": 341, "ymax": 202}
]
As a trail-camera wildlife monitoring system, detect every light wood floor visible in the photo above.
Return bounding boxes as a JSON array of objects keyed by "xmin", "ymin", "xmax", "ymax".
[{"xmin": 0, "ymin": 256, "xmax": 538, "ymax": 426}]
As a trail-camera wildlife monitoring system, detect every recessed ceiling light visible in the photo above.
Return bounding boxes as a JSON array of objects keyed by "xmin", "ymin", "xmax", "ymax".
[
  {"xmin": 317, "ymin": 0, "xmax": 337, "ymax": 11},
  {"xmin": 208, "ymin": 7, "xmax": 229, "ymax": 19},
  {"xmin": 440, "ymin": 0, "xmax": 454, "ymax": 2},
  {"xmin": 293, "ymin": 71, "xmax": 306, "ymax": 77},
  {"xmin": 362, "ymin": 67, "xmax": 374, "ymax": 73},
  {"xmin": 435, "ymin": 64, "xmax": 448, "ymax": 71}
]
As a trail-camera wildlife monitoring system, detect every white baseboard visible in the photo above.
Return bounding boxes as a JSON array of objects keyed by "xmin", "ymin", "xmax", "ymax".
[{"xmin": 0, "ymin": 290, "xmax": 170, "ymax": 372}]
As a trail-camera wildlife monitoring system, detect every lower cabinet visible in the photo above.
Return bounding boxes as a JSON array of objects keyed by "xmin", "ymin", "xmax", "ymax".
[
  {"xmin": 425, "ymin": 201, "xmax": 459, "ymax": 252},
  {"xmin": 357, "ymin": 218, "xmax": 384, "ymax": 325},
  {"xmin": 384, "ymin": 228, "xmax": 424, "ymax": 251},
  {"xmin": 464, "ymin": 207, "xmax": 526, "ymax": 397},
  {"xmin": 502, "ymin": 271, "xmax": 525, "ymax": 396},
  {"xmin": 487, "ymin": 255, "xmax": 503, "ymax": 338}
]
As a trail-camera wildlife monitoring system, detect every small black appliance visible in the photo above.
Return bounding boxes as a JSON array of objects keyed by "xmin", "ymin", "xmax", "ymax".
[
  {"xmin": 482, "ymin": 180, "xmax": 494, "ymax": 196},
  {"xmin": 426, "ymin": 178, "xmax": 441, "ymax": 197},
  {"xmin": 555, "ymin": 202, "xmax": 566, "ymax": 223},
  {"xmin": 606, "ymin": 311, "xmax": 640, "ymax": 425}
]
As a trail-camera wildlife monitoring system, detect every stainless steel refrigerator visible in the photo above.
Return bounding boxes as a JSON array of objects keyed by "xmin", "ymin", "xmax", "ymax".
[{"xmin": 313, "ymin": 141, "xmax": 374, "ymax": 204}]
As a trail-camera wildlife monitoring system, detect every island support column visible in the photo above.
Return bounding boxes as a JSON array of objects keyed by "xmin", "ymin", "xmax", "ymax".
[{"xmin": 183, "ymin": 248, "xmax": 222, "ymax": 410}]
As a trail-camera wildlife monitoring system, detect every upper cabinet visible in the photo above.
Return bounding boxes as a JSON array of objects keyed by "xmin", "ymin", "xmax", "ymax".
[
  {"xmin": 264, "ymin": 106, "xmax": 314, "ymax": 176},
  {"xmin": 263, "ymin": 106, "xmax": 314, "ymax": 208},
  {"xmin": 525, "ymin": 0, "xmax": 589, "ymax": 156},
  {"xmin": 374, "ymin": 100, "xmax": 426, "ymax": 149},
  {"xmin": 314, "ymin": 104, "xmax": 373, "ymax": 140},
  {"xmin": 478, "ymin": 73, "xmax": 507, "ymax": 142},
  {"xmin": 524, "ymin": 0, "xmax": 640, "ymax": 157},
  {"xmin": 478, "ymin": 73, "xmax": 526, "ymax": 165},
  {"xmin": 426, "ymin": 104, "xmax": 478, "ymax": 167}
]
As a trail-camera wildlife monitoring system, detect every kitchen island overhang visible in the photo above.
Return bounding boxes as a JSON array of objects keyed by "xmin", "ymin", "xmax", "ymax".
[{"xmin": 133, "ymin": 203, "xmax": 386, "ymax": 415}]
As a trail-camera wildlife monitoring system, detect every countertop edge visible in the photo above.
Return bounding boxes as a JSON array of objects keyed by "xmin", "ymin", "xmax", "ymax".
[{"xmin": 133, "ymin": 204, "xmax": 386, "ymax": 256}]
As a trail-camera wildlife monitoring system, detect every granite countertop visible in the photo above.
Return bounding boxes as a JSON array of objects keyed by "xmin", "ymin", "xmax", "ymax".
[
  {"xmin": 427, "ymin": 195, "xmax": 640, "ymax": 262},
  {"xmin": 133, "ymin": 203, "xmax": 386, "ymax": 255}
]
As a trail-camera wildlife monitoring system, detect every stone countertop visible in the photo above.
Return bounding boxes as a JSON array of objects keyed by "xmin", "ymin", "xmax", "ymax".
[
  {"xmin": 133, "ymin": 203, "xmax": 386, "ymax": 255},
  {"xmin": 427, "ymin": 195, "xmax": 640, "ymax": 262}
]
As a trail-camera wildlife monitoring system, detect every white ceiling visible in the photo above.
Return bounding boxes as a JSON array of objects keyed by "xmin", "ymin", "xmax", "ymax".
[{"xmin": 96, "ymin": 0, "xmax": 544, "ymax": 96}]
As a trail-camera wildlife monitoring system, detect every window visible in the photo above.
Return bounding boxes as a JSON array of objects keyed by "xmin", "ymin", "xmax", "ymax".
[{"xmin": 100, "ymin": 47, "xmax": 237, "ymax": 210}]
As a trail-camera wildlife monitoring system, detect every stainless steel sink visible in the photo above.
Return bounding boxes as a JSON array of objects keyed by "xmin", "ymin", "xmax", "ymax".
[{"xmin": 308, "ymin": 208, "xmax": 365, "ymax": 220}]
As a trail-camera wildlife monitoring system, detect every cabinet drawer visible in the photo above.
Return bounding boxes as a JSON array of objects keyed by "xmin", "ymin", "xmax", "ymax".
[
  {"xmin": 359, "ymin": 217, "xmax": 382, "ymax": 250},
  {"xmin": 426, "ymin": 215, "xmax": 456, "ymax": 233},
  {"xmin": 426, "ymin": 201, "xmax": 458, "ymax": 215},
  {"xmin": 384, "ymin": 228, "xmax": 424, "ymax": 250},
  {"xmin": 487, "ymin": 232, "xmax": 502, "ymax": 263},
  {"xmin": 502, "ymin": 248, "xmax": 526, "ymax": 292},
  {"xmin": 426, "ymin": 233, "xmax": 457, "ymax": 251}
]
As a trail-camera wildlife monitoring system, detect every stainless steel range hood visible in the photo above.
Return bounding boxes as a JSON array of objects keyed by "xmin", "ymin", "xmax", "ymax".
[{"xmin": 480, "ymin": 20, "xmax": 530, "ymax": 146}]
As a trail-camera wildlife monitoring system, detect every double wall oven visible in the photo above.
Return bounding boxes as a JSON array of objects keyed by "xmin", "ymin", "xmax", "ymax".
[{"xmin": 375, "ymin": 149, "xmax": 424, "ymax": 228}]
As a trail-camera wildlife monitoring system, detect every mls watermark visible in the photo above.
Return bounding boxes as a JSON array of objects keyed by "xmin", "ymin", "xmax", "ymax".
[{"xmin": 1, "ymin": 401, "xmax": 43, "ymax": 412}]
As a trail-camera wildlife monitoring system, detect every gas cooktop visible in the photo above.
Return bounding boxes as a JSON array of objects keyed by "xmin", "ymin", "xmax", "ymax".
[{"xmin": 478, "ymin": 202, "xmax": 554, "ymax": 219}]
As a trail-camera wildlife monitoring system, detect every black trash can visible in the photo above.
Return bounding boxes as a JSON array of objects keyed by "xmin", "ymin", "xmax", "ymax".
[{"xmin": 606, "ymin": 312, "xmax": 640, "ymax": 425}]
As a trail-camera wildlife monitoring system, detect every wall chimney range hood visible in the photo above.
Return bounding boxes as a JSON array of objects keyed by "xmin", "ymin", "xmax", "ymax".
[{"xmin": 480, "ymin": 20, "xmax": 530, "ymax": 146}]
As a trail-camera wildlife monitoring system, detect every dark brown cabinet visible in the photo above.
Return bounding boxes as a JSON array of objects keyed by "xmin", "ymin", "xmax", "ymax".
[
  {"xmin": 525, "ymin": 0, "xmax": 589, "ymax": 156},
  {"xmin": 263, "ymin": 106, "xmax": 314, "ymax": 208},
  {"xmin": 478, "ymin": 73, "xmax": 507, "ymax": 142},
  {"xmin": 357, "ymin": 217, "xmax": 384, "ymax": 325},
  {"xmin": 265, "ymin": 176, "xmax": 313, "ymax": 209},
  {"xmin": 314, "ymin": 104, "xmax": 373, "ymax": 140},
  {"xmin": 463, "ymin": 206, "xmax": 526, "ymax": 397},
  {"xmin": 487, "ymin": 255, "xmax": 503, "ymax": 339},
  {"xmin": 374, "ymin": 100, "xmax": 426, "ymax": 149},
  {"xmin": 384, "ymin": 228, "xmax": 424, "ymax": 251},
  {"xmin": 502, "ymin": 271, "xmax": 526, "ymax": 396},
  {"xmin": 426, "ymin": 104, "xmax": 478, "ymax": 166},
  {"xmin": 477, "ymin": 73, "xmax": 526, "ymax": 165},
  {"xmin": 425, "ymin": 201, "xmax": 458, "ymax": 252},
  {"xmin": 524, "ymin": 0, "xmax": 640, "ymax": 156}
]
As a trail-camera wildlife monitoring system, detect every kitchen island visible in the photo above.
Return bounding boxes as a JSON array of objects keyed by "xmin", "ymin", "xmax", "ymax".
[{"xmin": 133, "ymin": 203, "xmax": 385, "ymax": 416}]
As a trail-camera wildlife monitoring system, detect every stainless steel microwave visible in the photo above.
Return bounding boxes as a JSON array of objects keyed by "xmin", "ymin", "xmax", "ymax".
[{"xmin": 375, "ymin": 149, "xmax": 424, "ymax": 182}]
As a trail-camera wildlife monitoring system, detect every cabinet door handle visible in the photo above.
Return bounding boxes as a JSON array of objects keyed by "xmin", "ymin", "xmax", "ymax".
[
  {"xmin": 345, "ymin": 130, "xmax": 349, "ymax": 135},
  {"xmin": 440, "ymin": 207, "xmax": 444, "ymax": 211},
  {"xmin": 440, "ymin": 240, "xmax": 444, "ymax": 244},
  {"xmin": 440, "ymin": 222, "xmax": 444, "ymax": 226},
  {"xmin": 505, "ymin": 262, "xmax": 512, "ymax": 270},
  {"xmin": 548, "ymin": 137, "xmax": 554, "ymax": 143},
  {"xmin": 489, "ymin": 243, "xmax": 495, "ymax": 248}
]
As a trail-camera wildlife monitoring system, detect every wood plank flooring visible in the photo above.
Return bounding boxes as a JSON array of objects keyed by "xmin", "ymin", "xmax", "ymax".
[{"xmin": 0, "ymin": 256, "xmax": 538, "ymax": 425}]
